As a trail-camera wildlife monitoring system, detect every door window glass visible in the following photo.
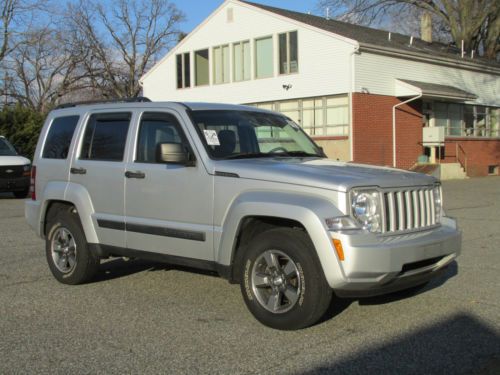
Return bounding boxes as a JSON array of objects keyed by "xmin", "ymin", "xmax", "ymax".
[
  {"xmin": 80, "ymin": 113, "xmax": 131, "ymax": 161},
  {"xmin": 136, "ymin": 112, "xmax": 183, "ymax": 163}
]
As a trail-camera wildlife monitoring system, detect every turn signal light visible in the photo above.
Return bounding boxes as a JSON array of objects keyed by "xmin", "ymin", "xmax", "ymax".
[{"xmin": 333, "ymin": 239, "xmax": 344, "ymax": 261}]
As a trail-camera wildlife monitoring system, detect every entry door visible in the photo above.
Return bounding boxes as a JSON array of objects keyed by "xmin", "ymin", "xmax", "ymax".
[
  {"xmin": 124, "ymin": 110, "xmax": 214, "ymax": 261},
  {"xmin": 69, "ymin": 111, "xmax": 132, "ymax": 248}
]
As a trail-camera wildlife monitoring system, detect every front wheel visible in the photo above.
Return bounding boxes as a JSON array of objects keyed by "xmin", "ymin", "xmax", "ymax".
[
  {"xmin": 240, "ymin": 228, "xmax": 332, "ymax": 330},
  {"xmin": 45, "ymin": 209, "xmax": 99, "ymax": 285}
]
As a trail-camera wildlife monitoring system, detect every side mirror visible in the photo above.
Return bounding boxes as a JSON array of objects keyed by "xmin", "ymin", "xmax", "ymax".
[{"xmin": 156, "ymin": 142, "xmax": 194, "ymax": 166}]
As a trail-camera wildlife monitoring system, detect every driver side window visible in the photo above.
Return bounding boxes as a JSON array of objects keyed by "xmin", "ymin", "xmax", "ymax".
[{"xmin": 136, "ymin": 112, "xmax": 183, "ymax": 163}]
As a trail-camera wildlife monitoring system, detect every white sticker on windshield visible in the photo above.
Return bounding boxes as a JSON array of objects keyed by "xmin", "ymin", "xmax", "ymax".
[{"xmin": 203, "ymin": 129, "xmax": 220, "ymax": 146}]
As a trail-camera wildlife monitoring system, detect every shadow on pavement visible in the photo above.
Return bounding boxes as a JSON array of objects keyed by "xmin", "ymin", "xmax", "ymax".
[{"xmin": 301, "ymin": 313, "xmax": 500, "ymax": 375}]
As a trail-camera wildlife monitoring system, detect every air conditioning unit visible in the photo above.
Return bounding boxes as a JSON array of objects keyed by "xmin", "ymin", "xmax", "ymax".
[{"xmin": 423, "ymin": 127, "xmax": 445, "ymax": 145}]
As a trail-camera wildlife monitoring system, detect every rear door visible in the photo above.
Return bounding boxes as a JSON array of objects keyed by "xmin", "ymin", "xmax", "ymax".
[
  {"xmin": 69, "ymin": 111, "xmax": 134, "ymax": 248},
  {"xmin": 124, "ymin": 110, "xmax": 214, "ymax": 261}
]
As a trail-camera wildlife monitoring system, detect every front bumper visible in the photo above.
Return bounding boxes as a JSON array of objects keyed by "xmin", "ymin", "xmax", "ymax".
[
  {"xmin": 331, "ymin": 216, "xmax": 461, "ymax": 297},
  {"xmin": 0, "ymin": 176, "xmax": 29, "ymax": 192}
]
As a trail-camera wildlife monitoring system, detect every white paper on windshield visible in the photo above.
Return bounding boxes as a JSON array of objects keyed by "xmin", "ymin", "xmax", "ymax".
[{"xmin": 203, "ymin": 129, "xmax": 220, "ymax": 146}]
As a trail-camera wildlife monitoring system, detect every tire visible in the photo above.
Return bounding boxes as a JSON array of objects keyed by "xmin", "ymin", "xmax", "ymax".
[
  {"xmin": 13, "ymin": 189, "xmax": 29, "ymax": 199},
  {"xmin": 240, "ymin": 227, "xmax": 332, "ymax": 330},
  {"xmin": 45, "ymin": 208, "xmax": 99, "ymax": 285}
]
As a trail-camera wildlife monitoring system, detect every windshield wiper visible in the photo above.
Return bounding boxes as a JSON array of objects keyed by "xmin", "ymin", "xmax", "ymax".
[
  {"xmin": 224, "ymin": 152, "xmax": 270, "ymax": 160},
  {"xmin": 272, "ymin": 151, "xmax": 322, "ymax": 157}
]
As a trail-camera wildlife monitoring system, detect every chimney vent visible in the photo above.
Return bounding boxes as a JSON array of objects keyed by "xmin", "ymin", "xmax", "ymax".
[{"xmin": 421, "ymin": 11, "xmax": 432, "ymax": 42}]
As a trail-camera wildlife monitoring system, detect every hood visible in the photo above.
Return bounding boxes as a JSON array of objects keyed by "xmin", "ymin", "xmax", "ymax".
[
  {"xmin": 0, "ymin": 155, "xmax": 31, "ymax": 166},
  {"xmin": 213, "ymin": 158, "xmax": 437, "ymax": 191}
]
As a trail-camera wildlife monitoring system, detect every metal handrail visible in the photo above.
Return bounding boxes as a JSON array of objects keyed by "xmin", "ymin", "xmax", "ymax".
[{"xmin": 455, "ymin": 143, "xmax": 468, "ymax": 174}]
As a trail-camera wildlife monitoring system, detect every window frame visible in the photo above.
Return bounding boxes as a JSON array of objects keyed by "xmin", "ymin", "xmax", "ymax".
[
  {"xmin": 212, "ymin": 44, "xmax": 230, "ymax": 85},
  {"xmin": 232, "ymin": 40, "xmax": 251, "ymax": 82},
  {"xmin": 194, "ymin": 48, "xmax": 210, "ymax": 87},
  {"xmin": 254, "ymin": 35, "xmax": 274, "ymax": 79},
  {"xmin": 78, "ymin": 112, "xmax": 132, "ymax": 162},
  {"xmin": 133, "ymin": 111, "xmax": 194, "ymax": 164},
  {"xmin": 278, "ymin": 30, "xmax": 298, "ymax": 75},
  {"xmin": 176, "ymin": 52, "xmax": 191, "ymax": 89}
]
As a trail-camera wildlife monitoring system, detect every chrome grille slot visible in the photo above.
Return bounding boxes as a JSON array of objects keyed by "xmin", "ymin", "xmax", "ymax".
[{"xmin": 383, "ymin": 186, "xmax": 439, "ymax": 234}]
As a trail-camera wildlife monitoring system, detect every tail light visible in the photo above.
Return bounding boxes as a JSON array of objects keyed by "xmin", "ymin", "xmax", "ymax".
[{"xmin": 30, "ymin": 166, "xmax": 36, "ymax": 200}]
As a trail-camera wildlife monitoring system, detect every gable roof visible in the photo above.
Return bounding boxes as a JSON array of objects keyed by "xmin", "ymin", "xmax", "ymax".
[{"xmin": 242, "ymin": 1, "xmax": 500, "ymax": 70}]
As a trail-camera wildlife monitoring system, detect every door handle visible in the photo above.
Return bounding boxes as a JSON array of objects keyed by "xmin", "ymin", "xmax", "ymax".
[
  {"xmin": 125, "ymin": 171, "xmax": 145, "ymax": 179},
  {"xmin": 70, "ymin": 167, "xmax": 87, "ymax": 175}
]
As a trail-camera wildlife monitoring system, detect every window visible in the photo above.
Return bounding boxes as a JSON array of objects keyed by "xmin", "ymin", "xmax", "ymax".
[
  {"xmin": 249, "ymin": 95, "xmax": 349, "ymax": 137},
  {"xmin": 176, "ymin": 53, "xmax": 190, "ymax": 89},
  {"xmin": 195, "ymin": 49, "xmax": 209, "ymax": 86},
  {"xmin": 136, "ymin": 112, "xmax": 183, "ymax": 163},
  {"xmin": 233, "ymin": 41, "xmax": 250, "ymax": 82},
  {"xmin": 213, "ymin": 45, "xmax": 230, "ymax": 84},
  {"xmin": 255, "ymin": 36, "xmax": 273, "ymax": 79},
  {"xmin": 42, "ymin": 116, "xmax": 79, "ymax": 159},
  {"xmin": 432, "ymin": 102, "xmax": 499, "ymax": 138},
  {"xmin": 279, "ymin": 31, "xmax": 298, "ymax": 74},
  {"xmin": 0, "ymin": 138, "xmax": 17, "ymax": 156},
  {"xmin": 80, "ymin": 113, "xmax": 131, "ymax": 161}
]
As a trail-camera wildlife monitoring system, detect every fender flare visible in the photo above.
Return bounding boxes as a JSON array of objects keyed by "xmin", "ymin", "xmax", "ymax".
[{"xmin": 216, "ymin": 191, "xmax": 346, "ymax": 287}]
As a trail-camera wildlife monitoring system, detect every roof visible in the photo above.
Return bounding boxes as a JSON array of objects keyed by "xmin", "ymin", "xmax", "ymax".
[
  {"xmin": 396, "ymin": 79, "xmax": 478, "ymax": 100},
  {"xmin": 242, "ymin": 1, "xmax": 500, "ymax": 70}
]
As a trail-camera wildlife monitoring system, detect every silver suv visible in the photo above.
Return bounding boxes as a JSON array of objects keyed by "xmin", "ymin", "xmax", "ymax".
[{"xmin": 25, "ymin": 99, "xmax": 461, "ymax": 330}]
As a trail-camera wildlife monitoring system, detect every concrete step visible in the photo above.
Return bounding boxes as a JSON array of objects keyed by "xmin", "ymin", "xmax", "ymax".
[{"xmin": 440, "ymin": 163, "xmax": 467, "ymax": 180}]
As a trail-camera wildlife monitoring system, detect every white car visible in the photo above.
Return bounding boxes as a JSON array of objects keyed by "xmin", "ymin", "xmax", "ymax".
[{"xmin": 0, "ymin": 136, "xmax": 31, "ymax": 198}]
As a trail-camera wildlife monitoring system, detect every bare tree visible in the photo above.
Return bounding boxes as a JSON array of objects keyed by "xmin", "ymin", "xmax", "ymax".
[
  {"xmin": 317, "ymin": 0, "xmax": 500, "ymax": 60},
  {"xmin": 69, "ymin": 0, "xmax": 184, "ymax": 98},
  {"xmin": 6, "ymin": 27, "xmax": 89, "ymax": 111}
]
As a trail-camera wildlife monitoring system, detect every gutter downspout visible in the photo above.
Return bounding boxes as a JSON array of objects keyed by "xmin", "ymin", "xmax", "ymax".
[
  {"xmin": 392, "ymin": 92, "xmax": 422, "ymax": 168},
  {"xmin": 349, "ymin": 44, "xmax": 360, "ymax": 161}
]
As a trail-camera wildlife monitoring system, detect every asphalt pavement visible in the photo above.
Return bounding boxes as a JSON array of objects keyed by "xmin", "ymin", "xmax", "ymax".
[{"xmin": 0, "ymin": 177, "xmax": 499, "ymax": 374}]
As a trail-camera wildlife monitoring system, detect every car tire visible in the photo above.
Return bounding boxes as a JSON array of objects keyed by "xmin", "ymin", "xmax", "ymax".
[
  {"xmin": 240, "ymin": 227, "xmax": 332, "ymax": 330},
  {"xmin": 13, "ymin": 189, "xmax": 29, "ymax": 199},
  {"xmin": 45, "ymin": 209, "xmax": 99, "ymax": 285}
]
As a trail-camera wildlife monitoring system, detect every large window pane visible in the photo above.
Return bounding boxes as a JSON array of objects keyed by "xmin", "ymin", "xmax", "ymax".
[
  {"xmin": 176, "ymin": 53, "xmax": 190, "ymax": 89},
  {"xmin": 255, "ymin": 37, "xmax": 273, "ymax": 79},
  {"xmin": 449, "ymin": 103, "xmax": 462, "ymax": 136},
  {"xmin": 214, "ymin": 45, "xmax": 229, "ymax": 84},
  {"xmin": 279, "ymin": 31, "xmax": 298, "ymax": 75},
  {"xmin": 195, "ymin": 49, "xmax": 209, "ymax": 86},
  {"xmin": 489, "ymin": 108, "xmax": 499, "ymax": 137}
]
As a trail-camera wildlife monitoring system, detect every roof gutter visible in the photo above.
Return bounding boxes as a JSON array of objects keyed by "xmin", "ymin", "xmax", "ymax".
[{"xmin": 392, "ymin": 92, "xmax": 422, "ymax": 168}]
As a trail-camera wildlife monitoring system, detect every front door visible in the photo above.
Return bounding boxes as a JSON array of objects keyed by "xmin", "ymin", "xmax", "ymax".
[{"xmin": 124, "ymin": 110, "xmax": 214, "ymax": 261}]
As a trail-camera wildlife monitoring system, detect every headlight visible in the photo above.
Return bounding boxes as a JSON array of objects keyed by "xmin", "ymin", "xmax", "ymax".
[
  {"xmin": 23, "ymin": 164, "xmax": 31, "ymax": 172},
  {"xmin": 351, "ymin": 189, "xmax": 382, "ymax": 232}
]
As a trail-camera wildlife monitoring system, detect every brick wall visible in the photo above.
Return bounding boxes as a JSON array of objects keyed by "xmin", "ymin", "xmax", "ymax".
[
  {"xmin": 352, "ymin": 93, "xmax": 423, "ymax": 169},
  {"xmin": 442, "ymin": 138, "xmax": 500, "ymax": 177}
]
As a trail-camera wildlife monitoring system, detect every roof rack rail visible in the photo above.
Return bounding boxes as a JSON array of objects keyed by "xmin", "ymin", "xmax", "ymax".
[{"xmin": 55, "ymin": 97, "xmax": 151, "ymax": 109}]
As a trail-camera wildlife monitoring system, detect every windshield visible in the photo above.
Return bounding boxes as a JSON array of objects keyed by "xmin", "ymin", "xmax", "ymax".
[
  {"xmin": 191, "ymin": 110, "xmax": 323, "ymax": 159},
  {"xmin": 0, "ymin": 138, "xmax": 17, "ymax": 156}
]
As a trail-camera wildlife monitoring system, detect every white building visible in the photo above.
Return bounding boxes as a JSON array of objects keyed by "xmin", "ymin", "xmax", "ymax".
[{"xmin": 141, "ymin": 0, "xmax": 500, "ymax": 176}]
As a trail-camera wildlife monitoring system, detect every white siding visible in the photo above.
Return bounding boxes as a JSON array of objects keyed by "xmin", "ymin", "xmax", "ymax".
[
  {"xmin": 142, "ymin": 0, "xmax": 356, "ymax": 104},
  {"xmin": 355, "ymin": 52, "xmax": 500, "ymax": 106}
]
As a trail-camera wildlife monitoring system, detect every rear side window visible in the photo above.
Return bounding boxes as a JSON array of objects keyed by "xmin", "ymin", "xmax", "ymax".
[
  {"xmin": 80, "ymin": 113, "xmax": 131, "ymax": 161},
  {"xmin": 136, "ymin": 112, "xmax": 183, "ymax": 163},
  {"xmin": 42, "ymin": 115, "xmax": 80, "ymax": 159}
]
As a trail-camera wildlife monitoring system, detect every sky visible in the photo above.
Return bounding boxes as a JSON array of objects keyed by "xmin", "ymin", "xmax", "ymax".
[{"xmin": 170, "ymin": 0, "xmax": 322, "ymax": 33}]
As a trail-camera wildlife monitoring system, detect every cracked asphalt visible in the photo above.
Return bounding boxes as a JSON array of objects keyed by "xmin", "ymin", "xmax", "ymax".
[{"xmin": 0, "ymin": 177, "xmax": 499, "ymax": 374}]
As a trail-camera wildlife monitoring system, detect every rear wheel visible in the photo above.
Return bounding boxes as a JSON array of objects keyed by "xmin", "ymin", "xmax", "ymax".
[
  {"xmin": 45, "ymin": 209, "xmax": 99, "ymax": 284},
  {"xmin": 240, "ymin": 228, "xmax": 332, "ymax": 330}
]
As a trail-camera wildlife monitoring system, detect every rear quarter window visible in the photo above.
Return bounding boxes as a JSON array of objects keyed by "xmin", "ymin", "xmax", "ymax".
[{"xmin": 42, "ymin": 115, "xmax": 80, "ymax": 159}]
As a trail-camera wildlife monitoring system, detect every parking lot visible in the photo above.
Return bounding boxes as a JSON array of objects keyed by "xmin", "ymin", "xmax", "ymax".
[{"xmin": 0, "ymin": 177, "xmax": 499, "ymax": 374}]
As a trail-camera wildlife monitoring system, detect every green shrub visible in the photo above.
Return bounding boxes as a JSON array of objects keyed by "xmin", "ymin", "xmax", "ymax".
[{"xmin": 0, "ymin": 105, "xmax": 45, "ymax": 159}]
